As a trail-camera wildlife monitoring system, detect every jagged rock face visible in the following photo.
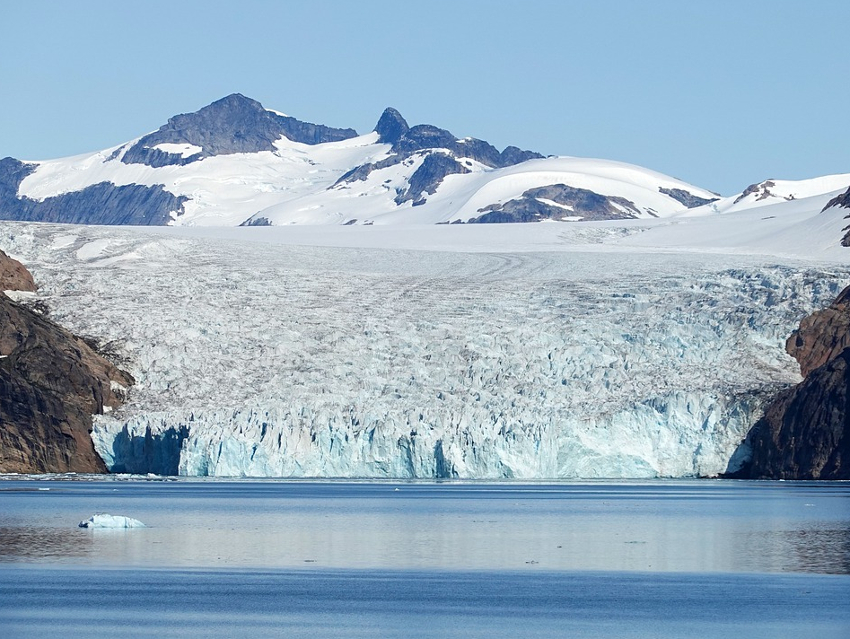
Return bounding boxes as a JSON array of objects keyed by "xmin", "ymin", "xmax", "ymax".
[
  {"xmin": 741, "ymin": 285, "xmax": 850, "ymax": 479},
  {"xmin": 786, "ymin": 286, "xmax": 850, "ymax": 377},
  {"xmin": 468, "ymin": 184, "xmax": 641, "ymax": 224},
  {"xmin": 122, "ymin": 93, "xmax": 357, "ymax": 167},
  {"xmin": 824, "ymin": 186, "xmax": 850, "ymax": 212},
  {"xmin": 0, "ymin": 250, "xmax": 36, "ymax": 292},
  {"xmin": 0, "ymin": 281, "xmax": 133, "ymax": 473},
  {"xmin": 0, "ymin": 157, "xmax": 188, "ymax": 225},
  {"xmin": 745, "ymin": 349, "xmax": 850, "ymax": 479},
  {"xmin": 0, "ymin": 156, "xmax": 36, "ymax": 200},
  {"xmin": 374, "ymin": 107, "xmax": 409, "ymax": 144}
]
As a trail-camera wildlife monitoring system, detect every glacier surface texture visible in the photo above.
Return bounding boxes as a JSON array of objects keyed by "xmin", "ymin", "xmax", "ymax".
[{"xmin": 2, "ymin": 222, "xmax": 846, "ymax": 478}]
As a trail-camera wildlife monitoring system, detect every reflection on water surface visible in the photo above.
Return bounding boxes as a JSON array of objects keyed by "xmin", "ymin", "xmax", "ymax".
[{"xmin": 0, "ymin": 479, "xmax": 849, "ymax": 574}]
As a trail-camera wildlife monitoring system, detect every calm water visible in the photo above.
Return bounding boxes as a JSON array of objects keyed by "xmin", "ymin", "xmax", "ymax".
[{"xmin": 1, "ymin": 479, "xmax": 849, "ymax": 638}]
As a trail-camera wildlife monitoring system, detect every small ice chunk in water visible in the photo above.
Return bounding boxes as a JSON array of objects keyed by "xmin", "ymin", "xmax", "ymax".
[{"xmin": 78, "ymin": 514, "xmax": 146, "ymax": 529}]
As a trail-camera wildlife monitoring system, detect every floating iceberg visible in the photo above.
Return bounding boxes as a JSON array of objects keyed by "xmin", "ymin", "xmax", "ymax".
[{"xmin": 78, "ymin": 514, "xmax": 146, "ymax": 529}]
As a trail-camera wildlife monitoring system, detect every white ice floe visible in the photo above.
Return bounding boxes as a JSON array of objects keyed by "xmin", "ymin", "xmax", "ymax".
[{"xmin": 78, "ymin": 514, "xmax": 146, "ymax": 529}]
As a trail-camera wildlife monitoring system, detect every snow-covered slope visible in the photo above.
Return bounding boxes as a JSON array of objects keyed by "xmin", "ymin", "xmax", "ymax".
[
  {"xmin": 2, "ymin": 94, "xmax": 720, "ymax": 227},
  {"xmin": 1, "ymin": 208, "xmax": 848, "ymax": 478},
  {"xmin": 255, "ymin": 156, "xmax": 719, "ymax": 225}
]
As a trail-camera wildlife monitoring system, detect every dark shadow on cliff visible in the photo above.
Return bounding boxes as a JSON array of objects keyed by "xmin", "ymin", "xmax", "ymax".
[{"xmin": 109, "ymin": 425, "xmax": 189, "ymax": 476}]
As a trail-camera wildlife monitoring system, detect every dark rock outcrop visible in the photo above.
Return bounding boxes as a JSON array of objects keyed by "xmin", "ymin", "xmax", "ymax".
[
  {"xmin": 122, "ymin": 93, "xmax": 357, "ymax": 168},
  {"xmin": 391, "ymin": 124, "xmax": 459, "ymax": 157},
  {"xmin": 395, "ymin": 154, "xmax": 470, "ymax": 206},
  {"xmin": 0, "ymin": 257, "xmax": 133, "ymax": 473},
  {"xmin": 240, "ymin": 216, "xmax": 272, "ymax": 227},
  {"xmin": 733, "ymin": 180, "xmax": 787, "ymax": 205},
  {"xmin": 374, "ymin": 107, "xmax": 409, "ymax": 145},
  {"xmin": 821, "ymin": 186, "xmax": 850, "ymax": 247},
  {"xmin": 658, "ymin": 187, "xmax": 718, "ymax": 209},
  {"xmin": 467, "ymin": 184, "xmax": 641, "ymax": 224},
  {"xmin": 823, "ymin": 186, "xmax": 850, "ymax": 212},
  {"xmin": 0, "ymin": 157, "xmax": 188, "ymax": 225},
  {"xmin": 739, "ymin": 285, "xmax": 850, "ymax": 479},
  {"xmin": 499, "ymin": 145, "xmax": 546, "ymax": 167},
  {"xmin": 745, "ymin": 350, "xmax": 849, "ymax": 479},
  {"xmin": 0, "ymin": 157, "xmax": 36, "ymax": 200}
]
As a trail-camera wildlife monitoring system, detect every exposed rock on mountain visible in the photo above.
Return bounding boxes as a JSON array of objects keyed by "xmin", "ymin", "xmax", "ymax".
[
  {"xmin": 0, "ymin": 253, "xmax": 133, "ymax": 473},
  {"xmin": 658, "ymin": 187, "xmax": 718, "ymax": 209},
  {"xmin": 468, "ymin": 184, "xmax": 641, "ymax": 223},
  {"xmin": 122, "ymin": 93, "xmax": 358, "ymax": 167},
  {"xmin": 390, "ymin": 123, "xmax": 543, "ymax": 169},
  {"xmin": 0, "ymin": 157, "xmax": 188, "ymax": 225},
  {"xmin": 823, "ymin": 186, "xmax": 850, "ymax": 212},
  {"xmin": 334, "ymin": 109, "xmax": 543, "ymax": 208},
  {"xmin": 374, "ymin": 107, "xmax": 409, "ymax": 145},
  {"xmin": 822, "ymin": 186, "xmax": 850, "ymax": 247},
  {"xmin": 741, "ymin": 285, "xmax": 850, "ymax": 479},
  {"xmin": 0, "ymin": 249, "xmax": 35, "ymax": 292},
  {"xmin": 733, "ymin": 180, "xmax": 792, "ymax": 205},
  {"xmin": 395, "ymin": 153, "xmax": 470, "ymax": 206},
  {"xmin": 786, "ymin": 286, "xmax": 850, "ymax": 377}
]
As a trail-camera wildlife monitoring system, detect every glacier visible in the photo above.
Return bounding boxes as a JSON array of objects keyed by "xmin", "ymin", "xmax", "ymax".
[{"xmin": 1, "ymin": 217, "xmax": 848, "ymax": 478}]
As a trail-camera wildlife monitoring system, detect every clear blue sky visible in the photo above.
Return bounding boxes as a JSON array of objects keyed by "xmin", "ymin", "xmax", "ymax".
[{"xmin": 2, "ymin": 0, "xmax": 847, "ymax": 195}]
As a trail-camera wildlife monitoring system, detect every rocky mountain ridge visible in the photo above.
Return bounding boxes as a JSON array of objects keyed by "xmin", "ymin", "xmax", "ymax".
[
  {"xmin": 1, "ymin": 93, "xmax": 723, "ymax": 227},
  {"xmin": 120, "ymin": 93, "xmax": 358, "ymax": 168}
]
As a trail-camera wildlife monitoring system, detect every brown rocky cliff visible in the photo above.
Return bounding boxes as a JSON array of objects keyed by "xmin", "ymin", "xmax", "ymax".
[
  {"xmin": 745, "ymin": 349, "xmax": 849, "ymax": 479},
  {"xmin": 0, "ymin": 249, "xmax": 36, "ymax": 292},
  {"xmin": 0, "ymin": 252, "xmax": 133, "ymax": 473},
  {"xmin": 786, "ymin": 286, "xmax": 850, "ymax": 377},
  {"xmin": 742, "ymin": 286, "xmax": 850, "ymax": 479}
]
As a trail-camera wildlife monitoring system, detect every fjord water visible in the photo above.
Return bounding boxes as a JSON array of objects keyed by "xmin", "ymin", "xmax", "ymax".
[{"xmin": 1, "ymin": 480, "xmax": 849, "ymax": 638}]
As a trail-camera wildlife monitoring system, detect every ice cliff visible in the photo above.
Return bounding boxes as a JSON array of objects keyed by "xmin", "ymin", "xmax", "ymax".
[{"xmin": 2, "ymin": 222, "xmax": 846, "ymax": 478}]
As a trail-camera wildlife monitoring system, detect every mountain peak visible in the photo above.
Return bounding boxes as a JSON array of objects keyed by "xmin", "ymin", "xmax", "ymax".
[
  {"xmin": 206, "ymin": 92, "xmax": 264, "ymax": 110},
  {"xmin": 374, "ymin": 107, "xmax": 409, "ymax": 144},
  {"xmin": 120, "ymin": 95, "xmax": 357, "ymax": 168}
]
